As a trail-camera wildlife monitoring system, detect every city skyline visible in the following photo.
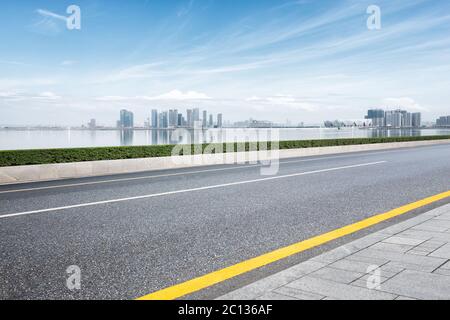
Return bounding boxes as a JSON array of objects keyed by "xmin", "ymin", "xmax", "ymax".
[
  {"xmin": 364, "ymin": 108, "xmax": 422, "ymax": 128},
  {"xmin": 116, "ymin": 108, "xmax": 223, "ymax": 129},
  {"xmin": 1, "ymin": 0, "xmax": 450, "ymax": 126}
]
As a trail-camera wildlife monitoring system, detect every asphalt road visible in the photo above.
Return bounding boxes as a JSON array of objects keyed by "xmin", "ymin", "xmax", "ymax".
[{"xmin": 0, "ymin": 144, "xmax": 449, "ymax": 299}]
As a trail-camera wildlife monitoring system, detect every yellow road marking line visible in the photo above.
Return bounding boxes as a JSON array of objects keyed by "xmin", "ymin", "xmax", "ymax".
[{"xmin": 137, "ymin": 190, "xmax": 450, "ymax": 300}]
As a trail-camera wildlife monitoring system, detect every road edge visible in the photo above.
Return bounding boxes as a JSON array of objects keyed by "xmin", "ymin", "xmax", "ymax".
[{"xmin": 1, "ymin": 139, "xmax": 449, "ymax": 185}]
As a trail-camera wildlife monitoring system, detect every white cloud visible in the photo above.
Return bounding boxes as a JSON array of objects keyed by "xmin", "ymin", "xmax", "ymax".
[
  {"xmin": 35, "ymin": 91, "xmax": 61, "ymax": 100},
  {"xmin": 61, "ymin": 60, "xmax": 77, "ymax": 66},
  {"xmin": 36, "ymin": 9, "xmax": 67, "ymax": 21},
  {"xmin": 0, "ymin": 91, "xmax": 17, "ymax": 97},
  {"xmin": 382, "ymin": 97, "xmax": 429, "ymax": 112},
  {"xmin": 31, "ymin": 9, "xmax": 68, "ymax": 35},
  {"xmin": 95, "ymin": 90, "xmax": 211, "ymax": 102},
  {"xmin": 177, "ymin": 0, "xmax": 194, "ymax": 17},
  {"xmin": 95, "ymin": 96, "xmax": 129, "ymax": 102},
  {"xmin": 100, "ymin": 63, "xmax": 166, "ymax": 83},
  {"xmin": 0, "ymin": 60, "xmax": 30, "ymax": 66},
  {"xmin": 0, "ymin": 91, "xmax": 61, "ymax": 101},
  {"xmin": 246, "ymin": 94, "xmax": 317, "ymax": 112},
  {"xmin": 0, "ymin": 78, "xmax": 57, "ymax": 89},
  {"xmin": 142, "ymin": 90, "xmax": 211, "ymax": 101}
]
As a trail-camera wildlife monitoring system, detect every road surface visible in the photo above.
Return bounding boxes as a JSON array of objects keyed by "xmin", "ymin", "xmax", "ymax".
[{"xmin": 0, "ymin": 143, "xmax": 449, "ymax": 299}]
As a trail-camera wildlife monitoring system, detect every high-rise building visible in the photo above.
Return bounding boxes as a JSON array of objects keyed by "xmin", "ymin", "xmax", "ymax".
[
  {"xmin": 88, "ymin": 119, "xmax": 96, "ymax": 130},
  {"xmin": 412, "ymin": 113, "xmax": 422, "ymax": 128},
  {"xmin": 368, "ymin": 109, "xmax": 419, "ymax": 128},
  {"xmin": 186, "ymin": 109, "xmax": 193, "ymax": 127},
  {"xmin": 384, "ymin": 110, "xmax": 393, "ymax": 127},
  {"xmin": 158, "ymin": 113, "xmax": 164, "ymax": 129},
  {"xmin": 202, "ymin": 111, "xmax": 208, "ymax": 128},
  {"xmin": 193, "ymin": 108, "xmax": 200, "ymax": 123},
  {"xmin": 209, "ymin": 114, "xmax": 213, "ymax": 127},
  {"xmin": 162, "ymin": 111, "xmax": 169, "ymax": 128},
  {"xmin": 392, "ymin": 111, "xmax": 402, "ymax": 128},
  {"xmin": 119, "ymin": 109, "xmax": 134, "ymax": 128},
  {"xmin": 436, "ymin": 115, "xmax": 450, "ymax": 127},
  {"xmin": 372, "ymin": 117, "xmax": 385, "ymax": 127},
  {"xmin": 365, "ymin": 109, "xmax": 385, "ymax": 119},
  {"xmin": 403, "ymin": 112, "xmax": 412, "ymax": 127},
  {"xmin": 151, "ymin": 109, "xmax": 158, "ymax": 128},
  {"xmin": 365, "ymin": 109, "xmax": 385, "ymax": 127},
  {"xmin": 169, "ymin": 109, "xmax": 178, "ymax": 127},
  {"xmin": 158, "ymin": 112, "xmax": 168, "ymax": 128},
  {"xmin": 177, "ymin": 114, "xmax": 183, "ymax": 127},
  {"xmin": 217, "ymin": 113, "xmax": 223, "ymax": 128}
]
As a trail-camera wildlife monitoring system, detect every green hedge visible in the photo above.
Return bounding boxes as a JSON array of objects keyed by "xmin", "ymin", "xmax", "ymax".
[{"xmin": 1, "ymin": 135, "xmax": 449, "ymax": 167}]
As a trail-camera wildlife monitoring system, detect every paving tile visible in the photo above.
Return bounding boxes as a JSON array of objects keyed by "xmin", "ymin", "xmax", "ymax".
[
  {"xmin": 416, "ymin": 240, "xmax": 446, "ymax": 250},
  {"xmin": 433, "ymin": 268, "xmax": 450, "ymax": 277},
  {"xmin": 411, "ymin": 224, "xmax": 450, "ymax": 233},
  {"xmin": 383, "ymin": 236, "xmax": 426, "ymax": 246},
  {"xmin": 409, "ymin": 246, "xmax": 434, "ymax": 254},
  {"xmin": 329, "ymin": 258, "xmax": 379, "ymax": 274},
  {"xmin": 407, "ymin": 250, "xmax": 429, "ymax": 256},
  {"xmin": 439, "ymin": 261, "xmax": 450, "ymax": 270},
  {"xmin": 355, "ymin": 248, "xmax": 446, "ymax": 272},
  {"xmin": 349, "ymin": 232, "xmax": 391, "ymax": 249},
  {"xmin": 256, "ymin": 292, "xmax": 297, "ymax": 300},
  {"xmin": 278, "ymin": 260, "xmax": 327, "ymax": 278},
  {"xmin": 345, "ymin": 254, "xmax": 389, "ymax": 266},
  {"xmin": 345, "ymin": 262, "xmax": 401, "ymax": 279},
  {"xmin": 421, "ymin": 205, "xmax": 450, "ymax": 217},
  {"xmin": 370, "ymin": 242, "xmax": 415, "ymax": 253},
  {"xmin": 216, "ymin": 271, "xmax": 296, "ymax": 300},
  {"xmin": 309, "ymin": 267, "xmax": 363, "ymax": 284},
  {"xmin": 429, "ymin": 243, "xmax": 450, "ymax": 259},
  {"xmin": 217, "ymin": 260, "xmax": 326, "ymax": 300},
  {"xmin": 273, "ymin": 286, "xmax": 324, "ymax": 300},
  {"xmin": 310, "ymin": 247, "xmax": 355, "ymax": 264},
  {"xmin": 421, "ymin": 219, "xmax": 450, "ymax": 228},
  {"xmin": 379, "ymin": 263, "xmax": 405, "ymax": 278},
  {"xmin": 354, "ymin": 273, "xmax": 390, "ymax": 284},
  {"xmin": 350, "ymin": 277, "xmax": 389, "ymax": 290},
  {"xmin": 396, "ymin": 230, "xmax": 433, "ymax": 241},
  {"xmin": 435, "ymin": 213, "xmax": 450, "ymax": 221},
  {"xmin": 381, "ymin": 270, "xmax": 450, "ymax": 299},
  {"xmin": 380, "ymin": 215, "xmax": 433, "ymax": 235},
  {"xmin": 395, "ymin": 296, "xmax": 417, "ymax": 300},
  {"xmin": 424, "ymin": 239, "xmax": 447, "ymax": 246},
  {"xmin": 287, "ymin": 276, "xmax": 397, "ymax": 300}
]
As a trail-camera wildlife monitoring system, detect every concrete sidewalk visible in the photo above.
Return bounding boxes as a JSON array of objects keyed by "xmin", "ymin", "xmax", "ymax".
[{"xmin": 218, "ymin": 204, "xmax": 450, "ymax": 300}]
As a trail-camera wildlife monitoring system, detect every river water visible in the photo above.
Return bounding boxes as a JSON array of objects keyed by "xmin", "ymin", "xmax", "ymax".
[{"xmin": 0, "ymin": 128, "xmax": 449, "ymax": 150}]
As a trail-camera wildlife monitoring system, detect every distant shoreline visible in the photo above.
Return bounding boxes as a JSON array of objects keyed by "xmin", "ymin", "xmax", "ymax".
[{"xmin": 1, "ymin": 126, "xmax": 447, "ymax": 131}]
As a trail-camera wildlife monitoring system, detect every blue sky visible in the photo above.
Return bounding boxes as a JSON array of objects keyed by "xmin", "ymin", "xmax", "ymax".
[{"xmin": 1, "ymin": 0, "xmax": 449, "ymax": 126}]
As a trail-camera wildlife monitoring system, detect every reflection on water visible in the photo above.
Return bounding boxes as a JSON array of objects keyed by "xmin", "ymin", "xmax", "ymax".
[
  {"xmin": 0, "ymin": 128, "xmax": 449, "ymax": 150},
  {"xmin": 369, "ymin": 128, "xmax": 422, "ymax": 138},
  {"xmin": 119, "ymin": 129, "xmax": 134, "ymax": 146}
]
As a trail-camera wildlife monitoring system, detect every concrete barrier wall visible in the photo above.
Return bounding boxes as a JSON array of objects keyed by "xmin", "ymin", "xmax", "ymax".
[{"xmin": 1, "ymin": 139, "xmax": 449, "ymax": 185}]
